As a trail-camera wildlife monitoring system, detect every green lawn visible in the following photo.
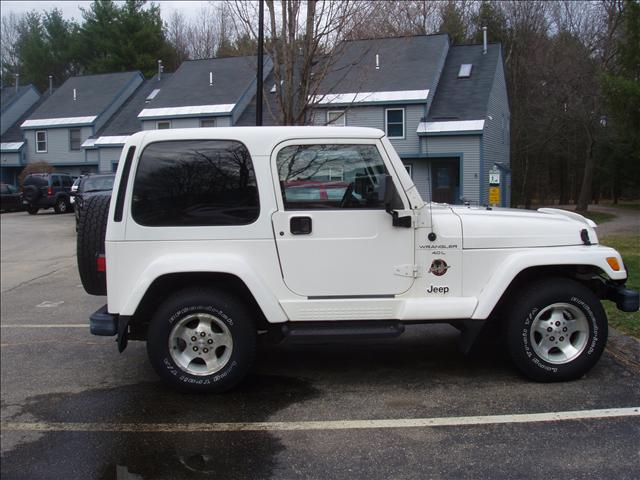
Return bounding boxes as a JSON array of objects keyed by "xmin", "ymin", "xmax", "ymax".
[
  {"xmin": 578, "ymin": 210, "xmax": 617, "ymax": 224},
  {"xmin": 600, "ymin": 234, "xmax": 640, "ymax": 338}
]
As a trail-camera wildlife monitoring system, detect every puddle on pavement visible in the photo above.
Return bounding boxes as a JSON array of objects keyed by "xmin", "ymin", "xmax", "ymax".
[{"xmin": 1, "ymin": 374, "xmax": 319, "ymax": 479}]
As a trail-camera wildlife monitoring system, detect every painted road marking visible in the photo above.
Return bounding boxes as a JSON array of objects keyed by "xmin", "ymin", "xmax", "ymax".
[
  {"xmin": 36, "ymin": 301, "xmax": 64, "ymax": 308},
  {"xmin": 2, "ymin": 407, "xmax": 638, "ymax": 433},
  {"xmin": 0, "ymin": 324, "xmax": 89, "ymax": 328}
]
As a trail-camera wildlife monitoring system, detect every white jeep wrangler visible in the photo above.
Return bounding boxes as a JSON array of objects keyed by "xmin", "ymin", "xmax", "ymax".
[{"xmin": 78, "ymin": 127, "xmax": 638, "ymax": 393}]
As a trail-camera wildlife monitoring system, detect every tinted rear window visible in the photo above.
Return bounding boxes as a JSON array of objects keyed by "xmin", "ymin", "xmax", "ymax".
[
  {"xmin": 132, "ymin": 140, "xmax": 259, "ymax": 226},
  {"xmin": 23, "ymin": 175, "xmax": 47, "ymax": 187},
  {"xmin": 82, "ymin": 175, "xmax": 115, "ymax": 192}
]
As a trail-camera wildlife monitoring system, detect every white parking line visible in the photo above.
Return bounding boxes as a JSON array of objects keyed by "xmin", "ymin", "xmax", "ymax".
[
  {"xmin": 2, "ymin": 407, "xmax": 638, "ymax": 433},
  {"xmin": 0, "ymin": 324, "xmax": 89, "ymax": 328}
]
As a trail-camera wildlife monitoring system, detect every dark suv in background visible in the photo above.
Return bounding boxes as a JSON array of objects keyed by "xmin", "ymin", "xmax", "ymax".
[
  {"xmin": 73, "ymin": 173, "xmax": 115, "ymax": 227},
  {"xmin": 22, "ymin": 173, "xmax": 75, "ymax": 215}
]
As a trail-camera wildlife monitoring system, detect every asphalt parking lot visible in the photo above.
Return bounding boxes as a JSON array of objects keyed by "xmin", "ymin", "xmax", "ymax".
[{"xmin": 1, "ymin": 210, "xmax": 639, "ymax": 479}]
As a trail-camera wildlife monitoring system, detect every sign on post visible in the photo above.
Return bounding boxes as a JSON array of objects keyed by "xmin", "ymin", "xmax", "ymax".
[{"xmin": 489, "ymin": 167, "xmax": 501, "ymax": 206}]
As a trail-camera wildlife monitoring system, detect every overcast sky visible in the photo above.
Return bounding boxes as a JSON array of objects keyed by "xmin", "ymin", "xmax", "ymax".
[{"xmin": 0, "ymin": 1, "xmax": 207, "ymax": 22}]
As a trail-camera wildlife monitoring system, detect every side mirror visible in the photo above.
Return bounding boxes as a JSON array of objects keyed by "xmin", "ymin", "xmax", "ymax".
[{"xmin": 384, "ymin": 175, "xmax": 411, "ymax": 228}]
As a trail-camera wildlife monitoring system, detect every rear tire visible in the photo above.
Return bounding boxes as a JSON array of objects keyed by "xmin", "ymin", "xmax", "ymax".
[
  {"xmin": 147, "ymin": 288, "xmax": 256, "ymax": 393},
  {"xmin": 506, "ymin": 278, "xmax": 607, "ymax": 382},
  {"xmin": 77, "ymin": 195, "xmax": 111, "ymax": 295}
]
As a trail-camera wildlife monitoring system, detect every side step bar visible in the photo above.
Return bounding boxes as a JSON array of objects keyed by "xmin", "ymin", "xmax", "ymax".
[{"xmin": 281, "ymin": 321, "xmax": 405, "ymax": 342}]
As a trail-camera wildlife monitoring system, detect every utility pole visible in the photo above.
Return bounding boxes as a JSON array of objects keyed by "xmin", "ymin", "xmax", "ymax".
[{"xmin": 256, "ymin": 0, "xmax": 264, "ymax": 126}]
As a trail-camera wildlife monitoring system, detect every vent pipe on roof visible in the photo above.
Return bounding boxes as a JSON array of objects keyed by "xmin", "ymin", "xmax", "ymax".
[
  {"xmin": 49, "ymin": 75, "xmax": 53, "ymax": 96},
  {"xmin": 15, "ymin": 73, "xmax": 19, "ymax": 92},
  {"xmin": 482, "ymin": 26, "xmax": 488, "ymax": 54},
  {"xmin": 375, "ymin": 54, "xmax": 380, "ymax": 70},
  {"xmin": 73, "ymin": 88, "xmax": 77, "ymax": 101},
  {"xmin": 157, "ymin": 59, "xmax": 163, "ymax": 81},
  {"xmin": 209, "ymin": 71, "xmax": 213, "ymax": 87}
]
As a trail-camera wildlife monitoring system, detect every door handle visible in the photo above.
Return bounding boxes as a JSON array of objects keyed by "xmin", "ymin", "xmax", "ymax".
[{"xmin": 290, "ymin": 216, "xmax": 312, "ymax": 235}]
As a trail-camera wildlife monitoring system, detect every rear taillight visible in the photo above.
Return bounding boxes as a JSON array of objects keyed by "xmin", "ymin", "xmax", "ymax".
[
  {"xmin": 96, "ymin": 254, "xmax": 106, "ymax": 273},
  {"xmin": 47, "ymin": 186, "xmax": 53, "ymax": 196}
]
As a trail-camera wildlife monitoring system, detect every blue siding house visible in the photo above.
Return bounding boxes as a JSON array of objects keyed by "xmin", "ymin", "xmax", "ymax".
[
  {"xmin": 20, "ymin": 71, "xmax": 143, "ymax": 176},
  {"xmin": 310, "ymin": 35, "xmax": 510, "ymax": 206},
  {"xmin": 1, "ymin": 85, "xmax": 41, "ymax": 183}
]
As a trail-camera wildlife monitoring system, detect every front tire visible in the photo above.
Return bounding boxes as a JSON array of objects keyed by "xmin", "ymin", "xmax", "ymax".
[
  {"xmin": 147, "ymin": 288, "xmax": 256, "ymax": 393},
  {"xmin": 54, "ymin": 197, "xmax": 70, "ymax": 214},
  {"xmin": 506, "ymin": 278, "xmax": 607, "ymax": 382},
  {"xmin": 27, "ymin": 206, "xmax": 39, "ymax": 215}
]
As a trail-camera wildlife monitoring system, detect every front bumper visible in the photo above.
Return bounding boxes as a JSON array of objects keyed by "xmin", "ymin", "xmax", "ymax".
[{"xmin": 607, "ymin": 285, "xmax": 639, "ymax": 312}]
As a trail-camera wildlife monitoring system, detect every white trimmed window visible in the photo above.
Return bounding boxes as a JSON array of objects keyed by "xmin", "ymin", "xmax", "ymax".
[
  {"xmin": 385, "ymin": 108, "xmax": 405, "ymax": 139},
  {"xmin": 36, "ymin": 130, "xmax": 47, "ymax": 153},
  {"xmin": 327, "ymin": 110, "xmax": 346, "ymax": 126},
  {"xmin": 156, "ymin": 120, "xmax": 171, "ymax": 130},
  {"xmin": 69, "ymin": 128, "xmax": 82, "ymax": 150},
  {"xmin": 200, "ymin": 118, "xmax": 216, "ymax": 128},
  {"xmin": 404, "ymin": 164, "xmax": 413, "ymax": 178}
]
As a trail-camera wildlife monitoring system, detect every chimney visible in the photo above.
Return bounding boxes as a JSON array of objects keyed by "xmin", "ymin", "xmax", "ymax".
[
  {"xmin": 157, "ymin": 59, "xmax": 163, "ymax": 81},
  {"xmin": 73, "ymin": 88, "xmax": 77, "ymax": 101},
  {"xmin": 49, "ymin": 75, "xmax": 53, "ymax": 95},
  {"xmin": 375, "ymin": 54, "xmax": 380, "ymax": 70},
  {"xmin": 209, "ymin": 71, "xmax": 213, "ymax": 87},
  {"xmin": 482, "ymin": 26, "xmax": 488, "ymax": 55},
  {"xmin": 15, "ymin": 73, "xmax": 19, "ymax": 91}
]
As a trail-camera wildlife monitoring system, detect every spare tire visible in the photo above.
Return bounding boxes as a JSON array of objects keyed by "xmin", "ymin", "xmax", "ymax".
[
  {"xmin": 23, "ymin": 185, "xmax": 40, "ymax": 204},
  {"xmin": 77, "ymin": 195, "xmax": 111, "ymax": 295}
]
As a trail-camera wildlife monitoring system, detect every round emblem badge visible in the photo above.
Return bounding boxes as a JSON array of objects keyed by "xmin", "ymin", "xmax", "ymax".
[{"xmin": 429, "ymin": 259, "xmax": 450, "ymax": 276}]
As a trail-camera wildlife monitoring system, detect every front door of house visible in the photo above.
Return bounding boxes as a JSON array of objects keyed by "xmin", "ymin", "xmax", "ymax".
[{"xmin": 431, "ymin": 159, "xmax": 460, "ymax": 204}]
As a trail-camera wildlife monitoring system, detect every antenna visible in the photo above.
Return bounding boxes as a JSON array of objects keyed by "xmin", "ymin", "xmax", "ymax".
[{"xmin": 424, "ymin": 119, "xmax": 436, "ymax": 242}]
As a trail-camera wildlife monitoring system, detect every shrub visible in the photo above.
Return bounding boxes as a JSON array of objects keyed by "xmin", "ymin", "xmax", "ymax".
[{"xmin": 18, "ymin": 162, "xmax": 55, "ymax": 185}]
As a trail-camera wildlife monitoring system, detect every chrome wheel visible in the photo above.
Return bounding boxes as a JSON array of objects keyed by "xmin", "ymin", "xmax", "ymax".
[
  {"xmin": 169, "ymin": 313, "xmax": 233, "ymax": 376},
  {"xmin": 530, "ymin": 303, "xmax": 589, "ymax": 364}
]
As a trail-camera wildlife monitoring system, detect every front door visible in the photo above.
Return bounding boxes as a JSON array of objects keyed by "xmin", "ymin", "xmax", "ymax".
[
  {"xmin": 271, "ymin": 140, "xmax": 415, "ymax": 297},
  {"xmin": 431, "ymin": 159, "xmax": 460, "ymax": 204}
]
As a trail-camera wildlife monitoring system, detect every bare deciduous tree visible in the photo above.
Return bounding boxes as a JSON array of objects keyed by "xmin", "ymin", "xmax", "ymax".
[{"xmin": 229, "ymin": 0, "xmax": 361, "ymax": 125}]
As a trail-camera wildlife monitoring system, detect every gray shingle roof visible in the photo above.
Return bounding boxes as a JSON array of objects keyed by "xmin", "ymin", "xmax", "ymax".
[
  {"xmin": 148, "ymin": 56, "xmax": 258, "ymax": 108},
  {"xmin": 97, "ymin": 74, "xmax": 174, "ymax": 136},
  {"xmin": 315, "ymin": 34, "xmax": 449, "ymax": 95},
  {"xmin": 1, "ymin": 94, "xmax": 47, "ymax": 143},
  {"xmin": 427, "ymin": 43, "xmax": 501, "ymax": 121},
  {"xmin": 1, "ymin": 85, "xmax": 39, "ymax": 114},
  {"xmin": 27, "ymin": 71, "xmax": 142, "ymax": 120}
]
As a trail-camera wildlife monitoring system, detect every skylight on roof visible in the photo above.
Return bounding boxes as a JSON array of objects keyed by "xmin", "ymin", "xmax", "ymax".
[
  {"xmin": 458, "ymin": 64, "xmax": 472, "ymax": 78},
  {"xmin": 146, "ymin": 89, "xmax": 161, "ymax": 101}
]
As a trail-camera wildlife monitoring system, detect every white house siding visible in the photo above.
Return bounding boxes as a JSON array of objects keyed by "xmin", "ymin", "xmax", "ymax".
[
  {"xmin": 142, "ymin": 116, "xmax": 232, "ymax": 130},
  {"xmin": 98, "ymin": 146, "xmax": 123, "ymax": 172},
  {"xmin": 423, "ymin": 135, "xmax": 481, "ymax": 204},
  {"xmin": 94, "ymin": 75, "xmax": 143, "ymax": 132},
  {"xmin": 23, "ymin": 125, "xmax": 93, "ymax": 166},
  {"xmin": 483, "ymin": 49, "xmax": 511, "ymax": 207},
  {"xmin": 403, "ymin": 160, "xmax": 430, "ymax": 201},
  {"xmin": 1, "ymin": 88, "xmax": 40, "ymax": 135}
]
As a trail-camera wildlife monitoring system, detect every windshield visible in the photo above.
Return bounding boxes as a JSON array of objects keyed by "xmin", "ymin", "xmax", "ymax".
[{"xmin": 82, "ymin": 175, "xmax": 115, "ymax": 192}]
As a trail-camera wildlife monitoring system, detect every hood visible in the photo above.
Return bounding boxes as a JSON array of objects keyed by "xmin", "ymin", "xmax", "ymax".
[{"xmin": 451, "ymin": 206, "xmax": 598, "ymax": 249}]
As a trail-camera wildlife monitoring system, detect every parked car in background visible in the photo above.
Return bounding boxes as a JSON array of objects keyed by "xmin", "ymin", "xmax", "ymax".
[
  {"xmin": 21, "ymin": 173, "xmax": 74, "ymax": 215},
  {"xmin": 73, "ymin": 174, "xmax": 115, "ymax": 227},
  {"xmin": 0, "ymin": 184, "xmax": 23, "ymax": 212},
  {"xmin": 70, "ymin": 177, "xmax": 81, "ymax": 205}
]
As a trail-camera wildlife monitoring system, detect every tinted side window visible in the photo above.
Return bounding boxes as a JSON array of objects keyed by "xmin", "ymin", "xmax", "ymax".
[
  {"xmin": 276, "ymin": 144, "xmax": 389, "ymax": 210},
  {"xmin": 61, "ymin": 176, "xmax": 73, "ymax": 187},
  {"xmin": 23, "ymin": 176, "xmax": 47, "ymax": 187},
  {"xmin": 51, "ymin": 176, "xmax": 62, "ymax": 187},
  {"xmin": 132, "ymin": 140, "xmax": 259, "ymax": 226}
]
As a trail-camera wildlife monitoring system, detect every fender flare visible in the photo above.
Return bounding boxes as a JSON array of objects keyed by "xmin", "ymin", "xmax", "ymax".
[
  {"xmin": 120, "ymin": 253, "xmax": 289, "ymax": 323},
  {"xmin": 471, "ymin": 246, "xmax": 625, "ymax": 319}
]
